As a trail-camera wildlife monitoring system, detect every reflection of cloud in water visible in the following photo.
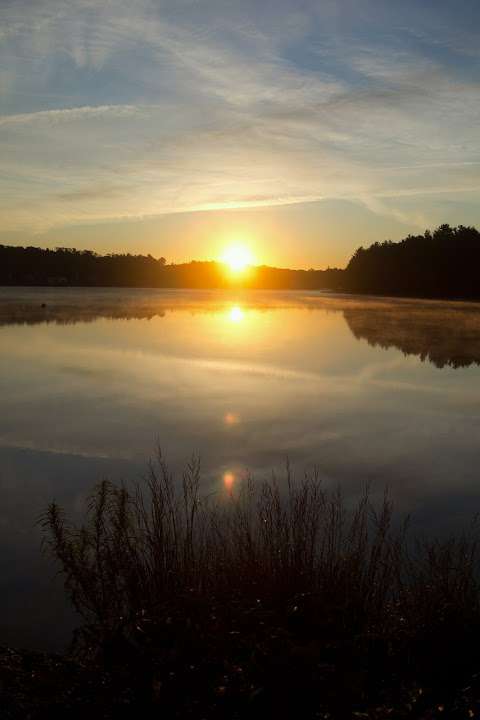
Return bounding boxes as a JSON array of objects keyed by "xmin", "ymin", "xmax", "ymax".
[
  {"xmin": 0, "ymin": 436, "xmax": 131, "ymax": 460},
  {"xmin": 60, "ymin": 364, "xmax": 116, "ymax": 379},
  {"xmin": 181, "ymin": 356, "xmax": 335, "ymax": 383},
  {"xmin": 344, "ymin": 303, "xmax": 480, "ymax": 368}
]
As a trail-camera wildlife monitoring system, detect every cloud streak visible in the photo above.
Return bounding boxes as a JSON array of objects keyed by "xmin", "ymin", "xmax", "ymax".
[
  {"xmin": 0, "ymin": 0, "xmax": 480, "ymax": 243},
  {"xmin": 0, "ymin": 104, "xmax": 142, "ymax": 127}
]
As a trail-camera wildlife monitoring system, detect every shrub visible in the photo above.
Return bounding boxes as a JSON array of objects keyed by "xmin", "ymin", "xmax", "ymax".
[{"xmin": 40, "ymin": 451, "xmax": 480, "ymax": 717}]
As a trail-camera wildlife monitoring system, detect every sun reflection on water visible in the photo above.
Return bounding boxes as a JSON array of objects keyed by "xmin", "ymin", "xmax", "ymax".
[
  {"xmin": 223, "ymin": 471, "xmax": 235, "ymax": 490},
  {"xmin": 229, "ymin": 306, "xmax": 244, "ymax": 323}
]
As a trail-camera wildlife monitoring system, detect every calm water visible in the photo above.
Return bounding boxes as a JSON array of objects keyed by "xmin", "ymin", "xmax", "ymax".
[{"xmin": 2, "ymin": 287, "xmax": 480, "ymax": 649}]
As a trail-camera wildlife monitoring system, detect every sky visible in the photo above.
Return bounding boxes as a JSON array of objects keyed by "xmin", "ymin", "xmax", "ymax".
[{"xmin": 1, "ymin": 0, "xmax": 480, "ymax": 268}]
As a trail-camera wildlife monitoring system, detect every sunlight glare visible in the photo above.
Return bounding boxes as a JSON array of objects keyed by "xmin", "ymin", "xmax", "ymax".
[
  {"xmin": 221, "ymin": 244, "xmax": 253, "ymax": 273},
  {"xmin": 229, "ymin": 306, "xmax": 244, "ymax": 323}
]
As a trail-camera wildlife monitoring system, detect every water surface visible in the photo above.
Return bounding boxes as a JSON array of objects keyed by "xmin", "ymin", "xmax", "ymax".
[{"xmin": 1, "ymin": 287, "xmax": 480, "ymax": 649}]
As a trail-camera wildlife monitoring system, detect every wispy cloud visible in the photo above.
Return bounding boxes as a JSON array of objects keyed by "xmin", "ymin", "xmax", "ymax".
[
  {"xmin": 1, "ymin": 0, "xmax": 480, "ymax": 239},
  {"xmin": 0, "ymin": 104, "xmax": 142, "ymax": 127}
]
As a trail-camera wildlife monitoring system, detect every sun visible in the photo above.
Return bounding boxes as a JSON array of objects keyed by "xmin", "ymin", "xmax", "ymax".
[{"xmin": 221, "ymin": 244, "xmax": 253, "ymax": 273}]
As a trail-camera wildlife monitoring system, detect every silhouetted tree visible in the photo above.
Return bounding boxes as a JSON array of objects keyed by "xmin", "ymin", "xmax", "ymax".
[{"xmin": 346, "ymin": 224, "xmax": 480, "ymax": 298}]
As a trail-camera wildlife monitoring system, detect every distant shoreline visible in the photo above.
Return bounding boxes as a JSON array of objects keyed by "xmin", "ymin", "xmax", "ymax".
[
  {"xmin": 2, "ymin": 283, "xmax": 480, "ymax": 304},
  {"xmin": 2, "ymin": 224, "xmax": 480, "ymax": 300}
]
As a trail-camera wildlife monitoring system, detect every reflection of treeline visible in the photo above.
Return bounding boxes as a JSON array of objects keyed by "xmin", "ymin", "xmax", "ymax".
[
  {"xmin": 0, "ymin": 308, "xmax": 166, "ymax": 327},
  {"xmin": 346, "ymin": 224, "xmax": 480, "ymax": 298},
  {"xmin": 0, "ymin": 291, "xmax": 333, "ymax": 326},
  {"xmin": 344, "ymin": 302, "xmax": 480, "ymax": 368},
  {"xmin": 4, "ymin": 292, "xmax": 480, "ymax": 370},
  {"xmin": 3, "ymin": 224, "xmax": 480, "ymax": 298},
  {"xmin": 0, "ymin": 245, "xmax": 343, "ymax": 290}
]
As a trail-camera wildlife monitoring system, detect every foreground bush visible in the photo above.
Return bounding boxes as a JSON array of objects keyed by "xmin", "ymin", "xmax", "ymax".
[{"xmin": 41, "ymin": 453, "xmax": 480, "ymax": 718}]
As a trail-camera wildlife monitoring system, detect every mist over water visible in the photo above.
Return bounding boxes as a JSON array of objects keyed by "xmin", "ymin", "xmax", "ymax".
[{"xmin": 2, "ymin": 287, "xmax": 480, "ymax": 649}]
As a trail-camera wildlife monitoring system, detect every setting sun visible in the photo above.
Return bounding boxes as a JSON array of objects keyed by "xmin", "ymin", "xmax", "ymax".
[{"xmin": 221, "ymin": 245, "xmax": 253, "ymax": 273}]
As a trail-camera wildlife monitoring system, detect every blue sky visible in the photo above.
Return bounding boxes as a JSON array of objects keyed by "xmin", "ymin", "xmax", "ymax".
[{"xmin": 1, "ymin": 0, "xmax": 480, "ymax": 266}]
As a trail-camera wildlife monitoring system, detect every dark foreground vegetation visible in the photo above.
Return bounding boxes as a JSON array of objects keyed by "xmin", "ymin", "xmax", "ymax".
[
  {"xmin": 5, "ymin": 454, "xmax": 477, "ymax": 718},
  {"xmin": 2, "ymin": 223, "xmax": 480, "ymax": 299}
]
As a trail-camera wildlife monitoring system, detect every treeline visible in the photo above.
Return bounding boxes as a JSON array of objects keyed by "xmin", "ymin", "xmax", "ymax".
[
  {"xmin": 1, "ymin": 224, "xmax": 480, "ymax": 297},
  {"xmin": 0, "ymin": 244, "xmax": 343, "ymax": 290},
  {"xmin": 0, "ymin": 246, "xmax": 169, "ymax": 288},
  {"xmin": 346, "ymin": 223, "xmax": 480, "ymax": 298}
]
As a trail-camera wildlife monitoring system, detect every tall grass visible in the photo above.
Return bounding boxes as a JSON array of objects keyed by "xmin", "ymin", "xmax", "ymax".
[{"xmin": 41, "ymin": 452, "xmax": 480, "ymax": 714}]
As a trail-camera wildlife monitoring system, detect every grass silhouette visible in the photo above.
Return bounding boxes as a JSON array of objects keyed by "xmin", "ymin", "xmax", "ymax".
[{"xmin": 40, "ymin": 451, "xmax": 480, "ymax": 718}]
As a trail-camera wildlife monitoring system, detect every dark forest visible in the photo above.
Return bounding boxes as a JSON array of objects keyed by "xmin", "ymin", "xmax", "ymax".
[{"xmin": 1, "ymin": 224, "xmax": 480, "ymax": 299}]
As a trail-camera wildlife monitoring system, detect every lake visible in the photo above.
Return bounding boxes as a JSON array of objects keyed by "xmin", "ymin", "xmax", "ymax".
[{"xmin": 2, "ymin": 287, "xmax": 480, "ymax": 650}]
